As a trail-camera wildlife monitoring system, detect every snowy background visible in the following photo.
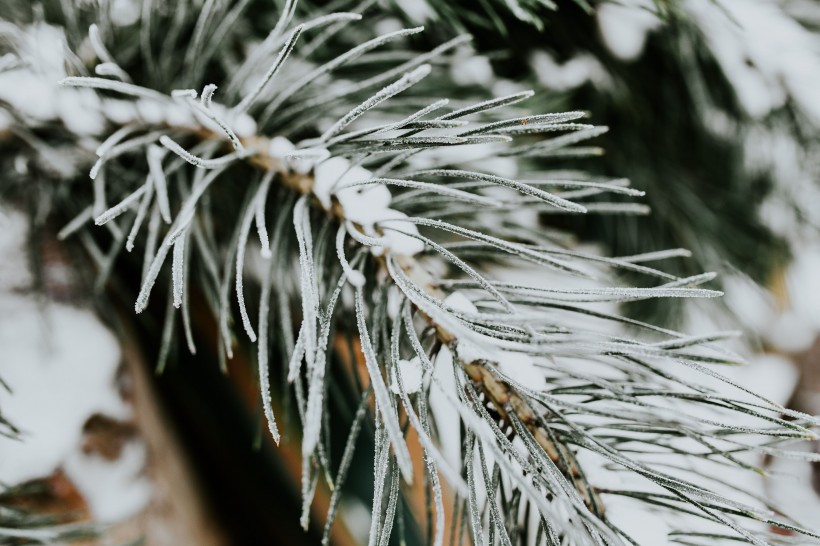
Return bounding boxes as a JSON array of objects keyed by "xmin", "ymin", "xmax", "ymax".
[{"xmin": 1, "ymin": 0, "xmax": 819, "ymax": 543}]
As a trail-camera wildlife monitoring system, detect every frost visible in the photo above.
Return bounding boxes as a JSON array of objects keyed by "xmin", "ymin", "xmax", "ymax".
[
  {"xmin": 147, "ymin": 145, "xmax": 171, "ymax": 223},
  {"xmin": 235, "ymin": 24, "xmax": 303, "ymax": 115},
  {"xmin": 159, "ymin": 135, "xmax": 250, "ymax": 168},
  {"xmin": 354, "ymin": 290, "xmax": 414, "ymax": 482},
  {"xmin": 172, "ymin": 236, "xmax": 185, "ymax": 308},
  {"xmin": 336, "ymin": 225, "xmax": 365, "ymax": 287},
  {"xmin": 94, "ymin": 185, "xmax": 148, "ymax": 225}
]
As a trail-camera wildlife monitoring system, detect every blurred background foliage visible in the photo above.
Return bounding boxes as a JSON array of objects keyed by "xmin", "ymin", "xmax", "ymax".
[{"xmin": 2, "ymin": 0, "xmax": 819, "ymax": 544}]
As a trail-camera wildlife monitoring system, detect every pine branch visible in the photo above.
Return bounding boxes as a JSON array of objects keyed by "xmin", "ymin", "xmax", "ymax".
[{"xmin": 2, "ymin": 3, "xmax": 819, "ymax": 544}]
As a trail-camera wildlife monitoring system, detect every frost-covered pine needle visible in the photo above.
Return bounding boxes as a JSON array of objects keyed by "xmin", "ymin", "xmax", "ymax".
[
  {"xmin": 321, "ymin": 388, "xmax": 370, "ymax": 546},
  {"xmin": 92, "ymin": 169, "xmax": 107, "ymax": 217},
  {"xmin": 235, "ymin": 192, "xmax": 259, "ymax": 342},
  {"xmin": 126, "ymin": 178, "xmax": 155, "ymax": 252},
  {"xmin": 167, "ymin": 208, "xmax": 195, "ymax": 246},
  {"xmin": 159, "ymin": 135, "xmax": 250, "ymax": 168},
  {"xmin": 172, "ymin": 233, "xmax": 186, "ymax": 308},
  {"xmin": 94, "ymin": 184, "xmax": 148, "ymax": 225},
  {"xmin": 147, "ymin": 145, "xmax": 172, "ymax": 223},
  {"xmin": 355, "ymin": 289, "xmax": 414, "ymax": 482},
  {"xmin": 95, "ymin": 124, "xmax": 138, "ymax": 157},
  {"xmin": 293, "ymin": 196, "xmax": 319, "ymax": 371},
  {"xmin": 302, "ymin": 335, "xmax": 330, "ymax": 458},
  {"xmin": 28, "ymin": 10, "xmax": 820, "ymax": 545},
  {"xmin": 254, "ymin": 172, "xmax": 274, "ymax": 258},
  {"xmin": 320, "ymin": 64, "xmax": 432, "ymax": 142},
  {"xmin": 135, "ymin": 236, "xmax": 171, "ymax": 314},
  {"xmin": 344, "ymin": 220, "xmax": 387, "ymax": 248},
  {"xmin": 90, "ymin": 131, "xmax": 165, "ymax": 180},
  {"xmin": 94, "ymin": 62, "xmax": 131, "ymax": 82},
  {"xmin": 88, "ymin": 24, "xmax": 115, "ymax": 64},
  {"xmin": 57, "ymin": 206, "xmax": 93, "ymax": 240},
  {"xmin": 261, "ymin": 26, "xmax": 425, "ymax": 121},
  {"xmin": 335, "ymin": 225, "xmax": 365, "ymax": 287},
  {"xmin": 408, "ymin": 169, "xmax": 587, "ymax": 213},
  {"xmin": 182, "ymin": 92, "xmax": 245, "ymax": 152},
  {"xmin": 391, "ymin": 314, "xmax": 468, "ymax": 495},
  {"xmin": 58, "ymin": 76, "xmax": 169, "ymax": 102},
  {"xmin": 200, "ymin": 84, "xmax": 217, "ymax": 108},
  {"xmin": 287, "ymin": 323, "xmax": 307, "ymax": 384},
  {"xmin": 233, "ymin": 24, "xmax": 303, "ymax": 115},
  {"xmin": 257, "ymin": 256, "xmax": 281, "ymax": 445},
  {"xmin": 172, "ymin": 88, "xmax": 198, "ymax": 99}
]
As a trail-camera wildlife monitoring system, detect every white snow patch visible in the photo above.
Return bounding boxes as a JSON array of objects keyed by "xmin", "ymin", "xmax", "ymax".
[
  {"xmin": 575, "ymin": 449, "xmax": 624, "ymax": 491},
  {"xmin": 597, "ymin": 0, "xmax": 661, "ymax": 62},
  {"xmin": 767, "ymin": 442, "xmax": 820, "ymax": 526},
  {"xmin": 0, "ymin": 209, "xmax": 33, "ymax": 291},
  {"xmin": 450, "ymin": 55, "xmax": 494, "ymax": 87},
  {"xmin": 722, "ymin": 274, "xmax": 776, "ymax": 334},
  {"xmin": 497, "ymin": 351, "xmax": 542, "ymax": 387},
  {"xmin": 59, "ymin": 89, "xmax": 105, "ymax": 136},
  {"xmin": 786, "ymin": 246, "xmax": 820, "ymax": 331},
  {"xmin": 443, "ymin": 291, "xmax": 478, "ymax": 314},
  {"xmin": 605, "ymin": 498, "xmax": 671, "ymax": 544},
  {"xmin": 64, "ymin": 441, "xmax": 153, "ymax": 522},
  {"xmin": 0, "ymin": 295, "xmax": 129, "ymax": 485},
  {"xmin": 312, "ymin": 154, "xmax": 425, "ymax": 255},
  {"xmin": 268, "ymin": 135, "xmax": 296, "ymax": 160},
  {"xmin": 0, "ymin": 211, "xmax": 151, "ymax": 524},
  {"xmin": 687, "ymin": 0, "xmax": 820, "ymax": 124},
  {"xmin": 530, "ymin": 50, "xmax": 610, "ymax": 92},
  {"xmin": 741, "ymin": 353, "xmax": 799, "ymax": 407},
  {"xmin": 396, "ymin": 0, "xmax": 434, "ymax": 22},
  {"xmin": 136, "ymin": 98, "xmax": 166, "ymax": 125},
  {"xmin": 768, "ymin": 310, "xmax": 816, "ymax": 354},
  {"xmin": 104, "ymin": 99, "xmax": 139, "ymax": 125},
  {"xmin": 428, "ymin": 346, "xmax": 462, "ymax": 470},
  {"xmin": 0, "ymin": 24, "xmax": 66, "ymax": 121},
  {"xmin": 110, "ymin": 0, "xmax": 141, "ymax": 26},
  {"xmin": 390, "ymin": 357, "xmax": 423, "ymax": 394}
]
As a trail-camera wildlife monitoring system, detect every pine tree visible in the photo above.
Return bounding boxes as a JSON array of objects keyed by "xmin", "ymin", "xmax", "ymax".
[{"xmin": 1, "ymin": 1, "xmax": 819, "ymax": 544}]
